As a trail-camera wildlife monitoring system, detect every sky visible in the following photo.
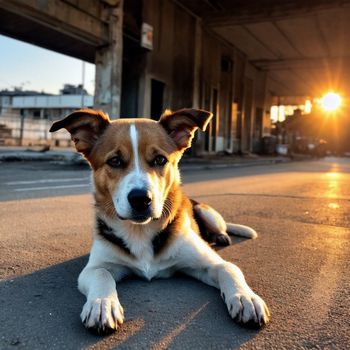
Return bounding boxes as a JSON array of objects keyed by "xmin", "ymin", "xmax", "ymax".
[{"xmin": 0, "ymin": 35, "xmax": 95, "ymax": 95}]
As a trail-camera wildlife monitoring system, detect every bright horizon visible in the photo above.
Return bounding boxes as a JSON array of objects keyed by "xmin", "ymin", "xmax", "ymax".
[{"xmin": 0, "ymin": 35, "xmax": 95, "ymax": 95}]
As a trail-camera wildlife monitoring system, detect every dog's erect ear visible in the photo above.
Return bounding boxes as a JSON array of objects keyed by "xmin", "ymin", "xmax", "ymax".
[
  {"xmin": 159, "ymin": 108, "xmax": 213, "ymax": 150},
  {"xmin": 49, "ymin": 109, "xmax": 110, "ymax": 156}
]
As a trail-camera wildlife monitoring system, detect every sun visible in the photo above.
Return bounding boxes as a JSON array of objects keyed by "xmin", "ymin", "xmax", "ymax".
[{"xmin": 321, "ymin": 92, "xmax": 342, "ymax": 112}]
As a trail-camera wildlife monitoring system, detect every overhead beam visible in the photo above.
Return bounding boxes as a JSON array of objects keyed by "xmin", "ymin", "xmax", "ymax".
[
  {"xmin": 0, "ymin": 0, "xmax": 109, "ymax": 46},
  {"xmin": 270, "ymin": 95, "xmax": 311, "ymax": 104},
  {"xmin": 206, "ymin": 1, "xmax": 350, "ymax": 27},
  {"xmin": 268, "ymin": 72, "xmax": 314, "ymax": 96},
  {"xmin": 252, "ymin": 57, "xmax": 350, "ymax": 70}
]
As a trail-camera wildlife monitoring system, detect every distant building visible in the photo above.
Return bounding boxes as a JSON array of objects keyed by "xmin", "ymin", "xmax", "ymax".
[
  {"xmin": 0, "ymin": 88, "xmax": 50, "ymax": 115},
  {"xmin": 11, "ymin": 94, "xmax": 93, "ymax": 120},
  {"xmin": 60, "ymin": 84, "xmax": 88, "ymax": 96},
  {"xmin": 0, "ymin": 86, "xmax": 93, "ymax": 146}
]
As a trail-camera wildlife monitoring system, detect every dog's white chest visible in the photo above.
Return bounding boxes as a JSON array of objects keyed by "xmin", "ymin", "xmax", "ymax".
[
  {"xmin": 128, "ymin": 243, "xmax": 174, "ymax": 280},
  {"xmin": 132, "ymin": 251, "xmax": 174, "ymax": 280},
  {"xmin": 137, "ymin": 259, "xmax": 157, "ymax": 280}
]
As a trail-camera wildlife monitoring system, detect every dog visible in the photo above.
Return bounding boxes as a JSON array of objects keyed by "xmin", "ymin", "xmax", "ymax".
[{"xmin": 50, "ymin": 108, "xmax": 270, "ymax": 334}]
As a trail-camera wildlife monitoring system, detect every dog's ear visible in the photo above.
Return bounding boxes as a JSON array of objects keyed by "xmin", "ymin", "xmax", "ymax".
[
  {"xmin": 49, "ymin": 109, "xmax": 110, "ymax": 157},
  {"xmin": 159, "ymin": 108, "xmax": 213, "ymax": 150}
]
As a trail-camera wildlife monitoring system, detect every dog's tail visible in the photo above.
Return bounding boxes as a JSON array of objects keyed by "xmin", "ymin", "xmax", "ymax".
[{"xmin": 226, "ymin": 223, "xmax": 258, "ymax": 239}]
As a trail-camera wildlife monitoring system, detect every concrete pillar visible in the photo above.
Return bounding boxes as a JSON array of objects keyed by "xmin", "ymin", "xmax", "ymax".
[
  {"xmin": 259, "ymin": 72, "xmax": 272, "ymax": 137},
  {"xmin": 192, "ymin": 18, "xmax": 202, "ymax": 109},
  {"xmin": 94, "ymin": 1, "xmax": 123, "ymax": 118},
  {"xmin": 192, "ymin": 18, "xmax": 204, "ymax": 156}
]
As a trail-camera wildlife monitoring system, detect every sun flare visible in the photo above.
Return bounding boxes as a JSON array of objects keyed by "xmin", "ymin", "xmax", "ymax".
[{"xmin": 321, "ymin": 92, "xmax": 342, "ymax": 112}]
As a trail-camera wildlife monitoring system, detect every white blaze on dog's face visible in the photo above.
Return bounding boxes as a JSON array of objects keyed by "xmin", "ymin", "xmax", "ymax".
[{"xmin": 49, "ymin": 108, "xmax": 212, "ymax": 224}]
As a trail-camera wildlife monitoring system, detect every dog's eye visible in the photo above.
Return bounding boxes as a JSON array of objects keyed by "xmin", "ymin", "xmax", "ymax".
[
  {"xmin": 107, "ymin": 156, "xmax": 124, "ymax": 168},
  {"xmin": 152, "ymin": 155, "xmax": 167, "ymax": 167}
]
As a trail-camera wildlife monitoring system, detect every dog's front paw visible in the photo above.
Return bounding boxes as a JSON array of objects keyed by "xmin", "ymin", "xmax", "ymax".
[
  {"xmin": 222, "ymin": 290, "xmax": 270, "ymax": 327},
  {"xmin": 80, "ymin": 296, "xmax": 124, "ymax": 334}
]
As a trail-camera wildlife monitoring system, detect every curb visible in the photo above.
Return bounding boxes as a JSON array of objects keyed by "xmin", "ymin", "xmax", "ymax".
[
  {"xmin": 180, "ymin": 158, "xmax": 290, "ymax": 172},
  {"xmin": 0, "ymin": 152, "xmax": 84, "ymax": 163},
  {"xmin": 0, "ymin": 151, "xmax": 291, "ymax": 170}
]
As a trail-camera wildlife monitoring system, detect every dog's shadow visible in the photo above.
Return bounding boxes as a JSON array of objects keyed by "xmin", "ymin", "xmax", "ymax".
[{"xmin": 0, "ymin": 254, "xmax": 260, "ymax": 350}]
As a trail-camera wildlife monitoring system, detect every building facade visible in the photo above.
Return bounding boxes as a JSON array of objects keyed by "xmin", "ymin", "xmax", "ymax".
[{"xmin": 120, "ymin": 0, "xmax": 272, "ymax": 155}]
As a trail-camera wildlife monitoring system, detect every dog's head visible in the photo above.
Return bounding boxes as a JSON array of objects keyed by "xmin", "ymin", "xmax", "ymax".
[{"xmin": 50, "ymin": 108, "xmax": 212, "ymax": 224}]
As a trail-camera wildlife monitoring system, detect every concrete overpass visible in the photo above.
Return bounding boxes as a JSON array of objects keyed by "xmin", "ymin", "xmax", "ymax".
[
  {"xmin": 0, "ymin": 0, "xmax": 123, "ymax": 117},
  {"xmin": 180, "ymin": 0, "xmax": 350, "ymax": 98},
  {"xmin": 2, "ymin": 1, "xmax": 350, "ymax": 108}
]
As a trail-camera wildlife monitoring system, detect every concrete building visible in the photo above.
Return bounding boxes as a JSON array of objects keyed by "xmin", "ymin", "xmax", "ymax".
[
  {"xmin": 0, "ymin": 90, "xmax": 93, "ymax": 146},
  {"xmin": 120, "ymin": 0, "xmax": 272, "ymax": 155},
  {"xmin": 11, "ymin": 94, "xmax": 93, "ymax": 119},
  {"xmin": 0, "ymin": 89, "xmax": 50, "ymax": 115}
]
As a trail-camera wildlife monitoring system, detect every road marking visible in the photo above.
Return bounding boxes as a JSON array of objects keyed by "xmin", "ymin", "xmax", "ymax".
[
  {"xmin": 14, "ymin": 184, "xmax": 89, "ymax": 191},
  {"xmin": 6, "ymin": 178, "xmax": 89, "ymax": 185}
]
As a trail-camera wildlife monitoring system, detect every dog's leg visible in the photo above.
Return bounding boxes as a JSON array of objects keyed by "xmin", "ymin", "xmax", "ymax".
[
  {"xmin": 193, "ymin": 202, "xmax": 231, "ymax": 245},
  {"xmin": 78, "ymin": 251, "xmax": 130, "ymax": 334},
  {"xmin": 179, "ymin": 232, "xmax": 269, "ymax": 327},
  {"xmin": 193, "ymin": 202, "xmax": 257, "ymax": 244}
]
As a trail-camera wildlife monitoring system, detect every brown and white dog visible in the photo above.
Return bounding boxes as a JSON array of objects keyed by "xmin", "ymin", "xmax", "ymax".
[{"xmin": 50, "ymin": 108, "xmax": 269, "ymax": 334}]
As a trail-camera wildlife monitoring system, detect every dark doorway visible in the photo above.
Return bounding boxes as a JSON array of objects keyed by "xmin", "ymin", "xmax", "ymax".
[
  {"xmin": 242, "ymin": 78, "xmax": 253, "ymax": 152},
  {"xmin": 253, "ymin": 107, "xmax": 263, "ymax": 153},
  {"xmin": 150, "ymin": 79, "xmax": 165, "ymax": 120},
  {"xmin": 120, "ymin": 37, "xmax": 145, "ymax": 117},
  {"xmin": 204, "ymin": 87, "xmax": 218, "ymax": 152},
  {"xmin": 203, "ymin": 83, "xmax": 211, "ymax": 152},
  {"xmin": 210, "ymin": 88, "xmax": 218, "ymax": 152}
]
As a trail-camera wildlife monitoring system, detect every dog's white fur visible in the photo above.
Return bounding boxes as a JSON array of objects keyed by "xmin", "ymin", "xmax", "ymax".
[{"xmin": 50, "ymin": 108, "xmax": 269, "ymax": 333}]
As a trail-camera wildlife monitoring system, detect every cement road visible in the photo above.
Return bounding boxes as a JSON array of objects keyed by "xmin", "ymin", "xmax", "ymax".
[{"xmin": 0, "ymin": 158, "xmax": 349, "ymax": 349}]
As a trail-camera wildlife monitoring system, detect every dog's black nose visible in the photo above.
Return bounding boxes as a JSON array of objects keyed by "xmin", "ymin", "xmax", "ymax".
[{"xmin": 128, "ymin": 189, "xmax": 152, "ymax": 211}]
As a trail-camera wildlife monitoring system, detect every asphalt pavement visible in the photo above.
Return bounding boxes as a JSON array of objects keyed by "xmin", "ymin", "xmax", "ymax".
[{"xmin": 0, "ymin": 158, "xmax": 349, "ymax": 349}]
